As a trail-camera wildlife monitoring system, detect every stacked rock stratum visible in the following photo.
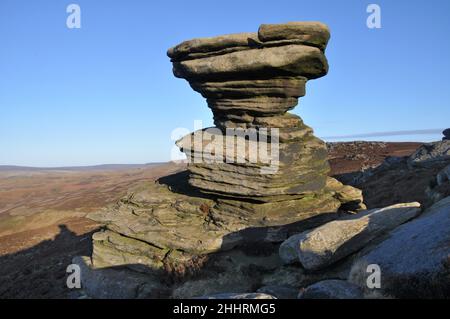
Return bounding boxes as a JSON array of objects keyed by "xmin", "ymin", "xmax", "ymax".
[
  {"xmin": 79, "ymin": 22, "xmax": 365, "ymax": 298},
  {"xmin": 443, "ymin": 128, "xmax": 450, "ymax": 141}
]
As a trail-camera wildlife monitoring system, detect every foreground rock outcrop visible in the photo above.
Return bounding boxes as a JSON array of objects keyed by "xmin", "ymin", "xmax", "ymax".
[
  {"xmin": 349, "ymin": 196, "xmax": 450, "ymax": 298},
  {"xmin": 75, "ymin": 22, "xmax": 367, "ymax": 299},
  {"xmin": 407, "ymin": 140, "xmax": 450, "ymax": 168},
  {"xmin": 443, "ymin": 128, "xmax": 450, "ymax": 141},
  {"xmin": 426, "ymin": 164, "xmax": 450, "ymax": 204}
]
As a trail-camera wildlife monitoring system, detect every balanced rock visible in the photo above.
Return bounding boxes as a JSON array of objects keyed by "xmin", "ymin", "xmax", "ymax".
[
  {"xmin": 279, "ymin": 202, "xmax": 421, "ymax": 269},
  {"xmin": 72, "ymin": 256, "xmax": 168, "ymax": 299},
  {"xmin": 81, "ymin": 22, "xmax": 365, "ymax": 298},
  {"xmin": 170, "ymin": 21, "xmax": 362, "ymax": 210},
  {"xmin": 437, "ymin": 164, "xmax": 450, "ymax": 186},
  {"xmin": 195, "ymin": 293, "xmax": 276, "ymax": 299}
]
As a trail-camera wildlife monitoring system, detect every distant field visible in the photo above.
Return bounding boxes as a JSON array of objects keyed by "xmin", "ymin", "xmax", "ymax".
[{"xmin": 0, "ymin": 163, "xmax": 165, "ymax": 172}]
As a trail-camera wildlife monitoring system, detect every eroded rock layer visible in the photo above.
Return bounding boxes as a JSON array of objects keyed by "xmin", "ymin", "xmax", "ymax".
[
  {"xmin": 88, "ymin": 174, "xmax": 363, "ymax": 273},
  {"xmin": 171, "ymin": 22, "xmax": 334, "ymax": 202}
]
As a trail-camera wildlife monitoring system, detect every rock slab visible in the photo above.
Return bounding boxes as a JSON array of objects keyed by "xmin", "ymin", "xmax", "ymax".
[
  {"xmin": 80, "ymin": 22, "xmax": 366, "ymax": 299},
  {"xmin": 298, "ymin": 280, "xmax": 363, "ymax": 299},
  {"xmin": 443, "ymin": 128, "xmax": 450, "ymax": 140}
]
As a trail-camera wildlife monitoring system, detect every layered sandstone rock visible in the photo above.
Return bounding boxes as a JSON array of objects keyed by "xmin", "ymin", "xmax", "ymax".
[
  {"xmin": 349, "ymin": 196, "xmax": 450, "ymax": 298},
  {"xmin": 170, "ymin": 22, "xmax": 359, "ymax": 208},
  {"xmin": 80, "ymin": 22, "xmax": 365, "ymax": 298}
]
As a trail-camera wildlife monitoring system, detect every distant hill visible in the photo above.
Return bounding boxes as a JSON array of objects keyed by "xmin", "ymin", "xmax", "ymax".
[{"xmin": 0, "ymin": 163, "xmax": 166, "ymax": 172}]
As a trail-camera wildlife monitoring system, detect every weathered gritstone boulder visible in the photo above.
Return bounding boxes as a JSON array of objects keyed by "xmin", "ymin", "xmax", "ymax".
[
  {"xmin": 443, "ymin": 128, "xmax": 450, "ymax": 141},
  {"xmin": 170, "ymin": 21, "xmax": 358, "ymax": 208},
  {"xmin": 279, "ymin": 202, "xmax": 421, "ymax": 269},
  {"xmin": 349, "ymin": 196, "xmax": 450, "ymax": 298},
  {"xmin": 167, "ymin": 33, "xmax": 259, "ymax": 62},
  {"xmin": 173, "ymin": 45, "xmax": 328, "ymax": 81},
  {"xmin": 407, "ymin": 140, "xmax": 450, "ymax": 168},
  {"xmin": 298, "ymin": 280, "xmax": 363, "ymax": 299},
  {"xmin": 169, "ymin": 23, "xmax": 330, "ymax": 135},
  {"xmin": 80, "ymin": 22, "xmax": 366, "ymax": 298}
]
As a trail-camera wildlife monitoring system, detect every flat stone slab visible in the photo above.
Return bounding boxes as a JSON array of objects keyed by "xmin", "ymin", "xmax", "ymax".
[
  {"xmin": 73, "ymin": 256, "xmax": 168, "ymax": 299},
  {"xmin": 298, "ymin": 280, "xmax": 363, "ymax": 299},
  {"xmin": 279, "ymin": 202, "xmax": 421, "ymax": 269},
  {"xmin": 407, "ymin": 140, "xmax": 450, "ymax": 168},
  {"xmin": 168, "ymin": 21, "xmax": 331, "ymax": 62},
  {"xmin": 443, "ymin": 128, "xmax": 450, "ymax": 138},
  {"xmin": 168, "ymin": 32, "xmax": 258, "ymax": 62}
]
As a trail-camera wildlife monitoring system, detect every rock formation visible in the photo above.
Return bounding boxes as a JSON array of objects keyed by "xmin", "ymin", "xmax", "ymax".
[
  {"xmin": 279, "ymin": 202, "xmax": 421, "ymax": 269},
  {"xmin": 443, "ymin": 128, "xmax": 450, "ymax": 141},
  {"xmin": 298, "ymin": 280, "xmax": 363, "ymax": 299},
  {"xmin": 77, "ymin": 22, "xmax": 365, "ymax": 298}
]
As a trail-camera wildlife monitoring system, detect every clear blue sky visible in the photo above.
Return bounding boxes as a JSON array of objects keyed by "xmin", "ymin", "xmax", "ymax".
[{"xmin": 1, "ymin": 0, "xmax": 449, "ymax": 167}]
